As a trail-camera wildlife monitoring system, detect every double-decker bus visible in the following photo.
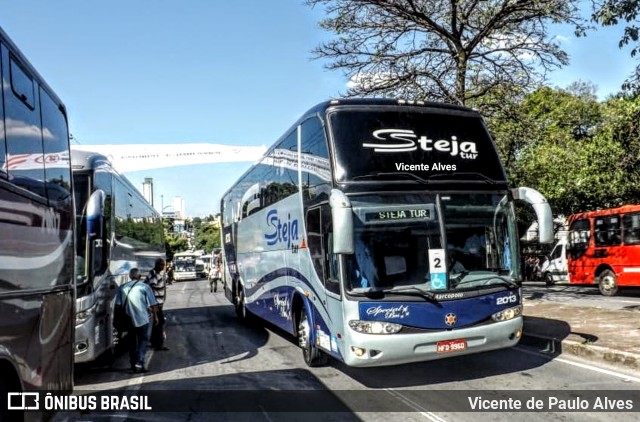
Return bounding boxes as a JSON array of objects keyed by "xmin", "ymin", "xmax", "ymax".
[
  {"xmin": 0, "ymin": 26, "xmax": 75, "ymax": 417},
  {"xmin": 220, "ymin": 99, "xmax": 553, "ymax": 367},
  {"xmin": 567, "ymin": 205, "xmax": 640, "ymax": 296},
  {"xmin": 72, "ymin": 149, "xmax": 165, "ymax": 363}
]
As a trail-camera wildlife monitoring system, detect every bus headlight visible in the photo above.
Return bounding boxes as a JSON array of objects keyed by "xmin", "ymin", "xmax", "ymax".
[
  {"xmin": 76, "ymin": 304, "xmax": 96, "ymax": 325},
  {"xmin": 349, "ymin": 320, "xmax": 402, "ymax": 334},
  {"xmin": 491, "ymin": 305, "xmax": 522, "ymax": 322}
]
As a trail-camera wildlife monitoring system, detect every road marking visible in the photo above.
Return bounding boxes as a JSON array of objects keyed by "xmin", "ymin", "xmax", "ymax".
[
  {"xmin": 515, "ymin": 345, "xmax": 640, "ymax": 383},
  {"xmin": 384, "ymin": 389, "xmax": 447, "ymax": 421}
]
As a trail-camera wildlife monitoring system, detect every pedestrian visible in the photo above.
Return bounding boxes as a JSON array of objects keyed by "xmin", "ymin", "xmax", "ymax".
[
  {"xmin": 116, "ymin": 268, "xmax": 158, "ymax": 373},
  {"xmin": 166, "ymin": 263, "xmax": 174, "ymax": 285},
  {"xmin": 209, "ymin": 250, "xmax": 222, "ymax": 293},
  {"xmin": 145, "ymin": 257, "xmax": 169, "ymax": 351}
]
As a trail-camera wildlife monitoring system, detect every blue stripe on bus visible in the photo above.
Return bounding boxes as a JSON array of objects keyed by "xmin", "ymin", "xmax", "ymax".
[{"xmin": 243, "ymin": 268, "xmax": 344, "ymax": 360}]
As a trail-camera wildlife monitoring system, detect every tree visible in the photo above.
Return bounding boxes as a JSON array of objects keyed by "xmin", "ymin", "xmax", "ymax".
[
  {"xmin": 194, "ymin": 222, "xmax": 221, "ymax": 252},
  {"xmin": 592, "ymin": 0, "xmax": 640, "ymax": 92},
  {"xmin": 488, "ymin": 83, "xmax": 639, "ymax": 216},
  {"xmin": 308, "ymin": 0, "xmax": 586, "ymax": 105},
  {"xmin": 165, "ymin": 234, "xmax": 189, "ymax": 262}
]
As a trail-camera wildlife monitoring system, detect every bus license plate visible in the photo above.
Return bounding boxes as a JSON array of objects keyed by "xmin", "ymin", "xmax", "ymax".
[{"xmin": 436, "ymin": 339, "xmax": 467, "ymax": 353}]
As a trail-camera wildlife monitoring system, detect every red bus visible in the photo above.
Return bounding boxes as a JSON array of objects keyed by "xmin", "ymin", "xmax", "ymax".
[{"xmin": 567, "ymin": 205, "xmax": 640, "ymax": 296}]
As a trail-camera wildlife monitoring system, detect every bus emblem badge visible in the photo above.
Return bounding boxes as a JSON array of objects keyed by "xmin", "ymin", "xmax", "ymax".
[{"xmin": 445, "ymin": 313, "xmax": 457, "ymax": 326}]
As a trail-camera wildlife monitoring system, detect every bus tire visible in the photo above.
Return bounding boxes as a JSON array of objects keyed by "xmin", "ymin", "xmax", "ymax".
[
  {"xmin": 598, "ymin": 269, "xmax": 618, "ymax": 296},
  {"xmin": 298, "ymin": 308, "xmax": 326, "ymax": 367},
  {"xmin": 235, "ymin": 287, "xmax": 249, "ymax": 322},
  {"xmin": 544, "ymin": 272, "xmax": 555, "ymax": 286}
]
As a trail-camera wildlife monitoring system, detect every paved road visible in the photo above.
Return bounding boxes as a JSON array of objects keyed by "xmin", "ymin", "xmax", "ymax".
[{"xmin": 59, "ymin": 279, "xmax": 640, "ymax": 422}]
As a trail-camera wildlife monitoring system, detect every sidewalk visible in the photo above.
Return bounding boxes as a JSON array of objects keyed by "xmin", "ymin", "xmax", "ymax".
[{"xmin": 521, "ymin": 299, "xmax": 640, "ymax": 373}]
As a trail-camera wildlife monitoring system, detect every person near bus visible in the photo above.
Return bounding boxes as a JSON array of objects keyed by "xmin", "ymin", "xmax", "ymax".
[
  {"xmin": 145, "ymin": 258, "xmax": 169, "ymax": 351},
  {"xmin": 116, "ymin": 268, "xmax": 158, "ymax": 373},
  {"xmin": 166, "ymin": 263, "xmax": 175, "ymax": 285},
  {"xmin": 209, "ymin": 250, "xmax": 222, "ymax": 293}
]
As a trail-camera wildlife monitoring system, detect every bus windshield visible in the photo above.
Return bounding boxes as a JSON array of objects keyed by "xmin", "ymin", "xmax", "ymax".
[
  {"xmin": 345, "ymin": 192, "xmax": 519, "ymax": 293},
  {"xmin": 175, "ymin": 257, "xmax": 196, "ymax": 272}
]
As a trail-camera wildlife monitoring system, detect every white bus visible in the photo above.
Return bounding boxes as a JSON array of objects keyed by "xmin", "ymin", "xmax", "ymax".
[
  {"xmin": 173, "ymin": 251, "xmax": 200, "ymax": 281},
  {"xmin": 72, "ymin": 150, "xmax": 165, "ymax": 363},
  {"xmin": 220, "ymin": 99, "xmax": 553, "ymax": 367}
]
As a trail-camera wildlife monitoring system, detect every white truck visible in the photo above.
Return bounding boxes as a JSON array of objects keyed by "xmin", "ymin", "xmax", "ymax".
[{"xmin": 540, "ymin": 236, "xmax": 568, "ymax": 286}]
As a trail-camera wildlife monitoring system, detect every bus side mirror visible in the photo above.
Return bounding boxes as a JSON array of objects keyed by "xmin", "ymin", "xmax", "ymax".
[
  {"xmin": 512, "ymin": 187, "xmax": 554, "ymax": 244},
  {"xmin": 330, "ymin": 189, "xmax": 354, "ymax": 254},
  {"xmin": 86, "ymin": 189, "xmax": 105, "ymax": 239},
  {"xmin": 86, "ymin": 189, "xmax": 107, "ymax": 275}
]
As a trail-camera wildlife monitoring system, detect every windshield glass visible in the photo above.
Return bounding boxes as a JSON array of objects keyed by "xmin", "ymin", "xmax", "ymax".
[
  {"xmin": 345, "ymin": 193, "xmax": 519, "ymax": 293},
  {"xmin": 175, "ymin": 257, "xmax": 196, "ymax": 272}
]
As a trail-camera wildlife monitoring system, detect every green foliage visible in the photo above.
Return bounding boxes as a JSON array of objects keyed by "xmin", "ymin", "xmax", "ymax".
[
  {"xmin": 165, "ymin": 234, "xmax": 189, "ymax": 261},
  {"xmin": 194, "ymin": 223, "xmax": 221, "ymax": 253},
  {"xmin": 592, "ymin": 0, "xmax": 640, "ymax": 91},
  {"xmin": 488, "ymin": 84, "xmax": 640, "ymax": 216}
]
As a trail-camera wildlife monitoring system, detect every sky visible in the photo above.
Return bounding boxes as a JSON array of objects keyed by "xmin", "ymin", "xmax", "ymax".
[{"xmin": 0, "ymin": 1, "xmax": 636, "ymax": 217}]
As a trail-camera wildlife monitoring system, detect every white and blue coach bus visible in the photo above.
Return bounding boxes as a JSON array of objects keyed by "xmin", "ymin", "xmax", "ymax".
[{"xmin": 220, "ymin": 99, "xmax": 553, "ymax": 368}]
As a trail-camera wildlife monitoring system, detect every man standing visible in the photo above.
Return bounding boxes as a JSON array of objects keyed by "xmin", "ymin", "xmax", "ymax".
[
  {"xmin": 166, "ymin": 263, "xmax": 175, "ymax": 285},
  {"xmin": 145, "ymin": 258, "xmax": 169, "ymax": 351},
  {"xmin": 209, "ymin": 250, "xmax": 222, "ymax": 293},
  {"xmin": 116, "ymin": 268, "xmax": 158, "ymax": 373}
]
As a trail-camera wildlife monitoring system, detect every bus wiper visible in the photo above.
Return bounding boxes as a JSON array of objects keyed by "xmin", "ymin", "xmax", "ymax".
[
  {"xmin": 426, "ymin": 172, "xmax": 498, "ymax": 184},
  {"xmin": 381, "ymin": 286, "xmax": 439, "ymax": 303},
  {"xmin": 352, "ymin": 172, "xmax": 430, "ymax": 184},
  {"xmin": 454, "ymin": 274, "xmax": 519, "ymax": 289}
]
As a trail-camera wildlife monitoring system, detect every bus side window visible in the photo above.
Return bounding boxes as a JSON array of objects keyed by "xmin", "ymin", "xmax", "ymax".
[
  {"xmin": 40, "ymin": 87, "xmax": 72, "ymax": 203},
  {"xmin": 0, "ymin": 44, "xmax": 6, "ymax": 177},
  {"xmin": 594, "ymin": 216, "xmax": 621, "ymax": 247},
  {"xmin": 305, "ymin": 205, "xmax": 340, "ymax": 295},
  {"xmin": 321, "ymin": 204, "xmax": 339, "ymax": 295},
  {"xmin": 623, "ymin": 213, "xmax": 640, "ymax": 245},
  {"xmin": 5, "ymin": 52, "xmax": 46, "ymax": 197},
  {"xmin": 568, "ymin": 218, "xmax": 590, "ymax": 259},
  {"xmin": 306, "ymin": 207, "xmax": 324, "ymax": 281}
]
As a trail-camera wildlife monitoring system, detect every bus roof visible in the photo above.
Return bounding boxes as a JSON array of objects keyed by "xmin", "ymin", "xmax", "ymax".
[
  {"xmin": 220, "ymin": 98, "xmax": 487, "ymax": 199},
  {"xmin": 569, "ymin": 205, "xmax": 640, "ymax": 222},
  {"xmin": 306, "ymin": 98, "xmax": 476, "ymax": 116},
  {"xmin": 70, "ymin": 148, "xmax": 160, "ymax": 218},
  {"xmin": 0, "ymin": 26, "xmax": 67, "ymax": 120},
  {"xmin": 70, "ymin": 149, "xmax": 112, "ymax": 171}
]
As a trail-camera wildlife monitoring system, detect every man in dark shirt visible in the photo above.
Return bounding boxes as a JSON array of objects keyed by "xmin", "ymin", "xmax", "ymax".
[{"xmin": 145, "ymin": 258, "xmax": 168, "ymax": 351}]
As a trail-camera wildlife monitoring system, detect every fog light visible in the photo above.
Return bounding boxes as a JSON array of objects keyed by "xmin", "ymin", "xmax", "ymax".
[{"xmin": 351, "ymin": 346, "xmax": 366, "ymax": 357}]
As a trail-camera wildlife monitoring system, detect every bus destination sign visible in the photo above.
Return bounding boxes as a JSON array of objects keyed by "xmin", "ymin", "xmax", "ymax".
[{"xmin": 366, "ymin": 208, "xmax": 431, "ymax": 222}]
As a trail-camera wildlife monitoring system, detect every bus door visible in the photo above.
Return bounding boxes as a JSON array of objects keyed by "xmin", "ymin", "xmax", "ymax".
[{"xmin": 305, "ymin": 205, "xmax": 342, "ymax": 355}]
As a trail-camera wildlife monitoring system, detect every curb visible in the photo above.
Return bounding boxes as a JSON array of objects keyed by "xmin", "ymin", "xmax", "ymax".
[{"xmin": 521, "ymin": 332, "xmax": 640, "ymax": 373}]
